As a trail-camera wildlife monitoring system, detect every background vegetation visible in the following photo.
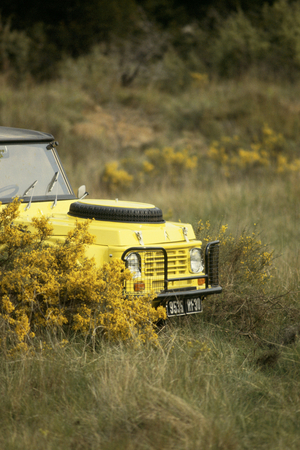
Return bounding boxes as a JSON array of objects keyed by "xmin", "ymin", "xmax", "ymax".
[
  {"xmin": 2, "ymin": 0, "xmax": 300, "ymax": 81},
  {"xmin": 1, "ymin": 0, "xmax": 300, "ymax": 448}
]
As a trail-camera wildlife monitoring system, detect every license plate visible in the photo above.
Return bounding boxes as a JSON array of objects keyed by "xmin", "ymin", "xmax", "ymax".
[{"xmin": 167, "ymin": 297, "xmax": 202, "ymax": 317}]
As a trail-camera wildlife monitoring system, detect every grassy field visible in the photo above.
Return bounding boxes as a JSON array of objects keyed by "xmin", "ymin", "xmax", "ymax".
[
  {"xmin": 1, "ymin": 322, "xmax": 300, "ymax": 450},
  {"xmin": 1, "ymin": 57, "xmax": 300, "ymax": 448}
]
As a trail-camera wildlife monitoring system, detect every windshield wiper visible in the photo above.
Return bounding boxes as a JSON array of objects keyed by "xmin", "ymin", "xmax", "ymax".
[
  {"xmin": 48, "ymin": 171, "xmax": 59, "ymax": 192},
  {"xmin": 23, "ymin": 180, "xmax": 38, "ymax": 196},
  {"xmin": 23, "ymin": 180, "xmax": 38, "ymax": 211},
  {"xmin": 50, "ymin": 172, "xmax": 60, "ymax": 209}
]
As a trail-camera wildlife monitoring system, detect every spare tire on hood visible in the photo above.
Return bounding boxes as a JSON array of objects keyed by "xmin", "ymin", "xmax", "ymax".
[{"xmin": 68, "ymin": 200, "xmax": 165, "ymax": 223}]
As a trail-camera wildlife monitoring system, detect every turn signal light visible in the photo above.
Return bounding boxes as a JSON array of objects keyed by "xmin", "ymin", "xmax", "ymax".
[
  {"xmin": 198, "ymin": 278, "xmax": 205, "ymax": 286},
  {"xmin": 134, "ymin": 282, "xmax": 145, "ymax": 292}
]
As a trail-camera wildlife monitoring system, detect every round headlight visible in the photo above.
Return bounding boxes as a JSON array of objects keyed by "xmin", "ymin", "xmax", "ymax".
[
  {"xmin": 190, "ymin": 248, "xmax": 204, "ymax": 273},
  {"xmin": 125, "ymin": 253, "xmax": 141, "ymax": 278}
]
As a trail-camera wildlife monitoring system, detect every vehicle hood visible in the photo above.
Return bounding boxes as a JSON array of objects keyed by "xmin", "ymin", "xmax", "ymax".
[{"xmin": 15, "ymin": 199, "xmax": 197, "ymax": 246}]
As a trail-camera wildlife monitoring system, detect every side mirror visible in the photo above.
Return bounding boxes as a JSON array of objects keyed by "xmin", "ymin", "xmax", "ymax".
[{"xmin": 77, "ymin": 185, "xmax": 89, "ymax": 199}]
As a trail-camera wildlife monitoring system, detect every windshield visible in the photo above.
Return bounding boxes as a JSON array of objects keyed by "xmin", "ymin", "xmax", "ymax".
[{"xmin": 0, "ymin": 143, "xmax": 75, "ymax": 203}]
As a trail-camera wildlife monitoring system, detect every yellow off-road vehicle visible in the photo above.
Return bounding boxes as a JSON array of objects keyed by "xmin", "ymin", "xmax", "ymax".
[{"xmin": 0, "ymin": 126, "xmax": 222, "ymax": 317}]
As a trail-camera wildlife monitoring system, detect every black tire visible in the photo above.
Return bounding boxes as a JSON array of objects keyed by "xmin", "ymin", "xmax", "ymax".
[{"xmin": 68, "ymin": 202, "xmax": 165, "ymax": 223}]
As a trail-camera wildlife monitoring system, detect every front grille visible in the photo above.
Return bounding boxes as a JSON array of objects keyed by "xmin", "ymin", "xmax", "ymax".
[
  {"xmin": 142, "ymin": 248, "xmax": 189, "ymax": 293},
  {"xmin": 144, "ymin": 249, "xmax": 188, "ymax": 277}
]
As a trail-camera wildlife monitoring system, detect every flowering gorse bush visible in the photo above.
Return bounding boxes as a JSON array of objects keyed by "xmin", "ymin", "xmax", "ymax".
[
  {"xmin": 0, "ymin": 199, "xmax": 165, "ymax": 353},
  {"xmin": 102, "ymin": 161, "xmax": 133, "ymax": 193},
  {"xmin": 208, "ymin": 125, "xmax": 300, "ymax": 176},
  {"xmin": 198, "ymin": 220, "xmax": 273, "ymax": 286},
  {"xmin": 142, "ymin": 147, "xmax": 198, "ymax": 185},
  {"xmin": 190, "ymin": 72, "xmax": 209, "ymax": 88},
  {"xmin": 197, "ymin": 220, "xmax": 277, "ymax": 335},
  {"xmin": 102, "ymin": 146, "xmax": 198, "ymax": 192}
]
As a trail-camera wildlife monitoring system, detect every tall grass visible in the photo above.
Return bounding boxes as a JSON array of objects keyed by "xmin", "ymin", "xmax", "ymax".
[{"xmin": 1, "ymin": 322, "xmax": 300, "ymax": 450}]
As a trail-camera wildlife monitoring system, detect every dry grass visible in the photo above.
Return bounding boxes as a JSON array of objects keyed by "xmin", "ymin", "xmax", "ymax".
[{"xmin": 1, "ymin": 322, "xmax": 300, "ymax": 450}]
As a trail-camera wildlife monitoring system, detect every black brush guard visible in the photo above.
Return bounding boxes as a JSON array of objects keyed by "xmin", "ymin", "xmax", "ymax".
[{"xmin": 121, "ymin": 241, "xmax": 222, "ymax": 305}]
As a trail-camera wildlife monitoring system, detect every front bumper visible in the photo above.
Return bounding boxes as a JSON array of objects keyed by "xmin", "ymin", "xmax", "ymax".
[{"xmin": 155, "ymin": 285, "xmax": 222, "ymax": 302}]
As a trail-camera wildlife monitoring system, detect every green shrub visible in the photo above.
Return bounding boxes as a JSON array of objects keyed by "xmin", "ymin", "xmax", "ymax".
[
  {"xmin": 0, "ymin": 18, "xmax": 31, "ymax": 79},
  {"xmin": 210, "ymin": 0, "xmax": 300, "ymax": 79},
  {"xmin": 0, "ymin": 18, "xmax": 60, "ymax": 81},
  {"xmin": 262, "ymin": 0, "xmax": 300, "ymax": 78},
  {"xmin": 211, "ymin": 10, "xmax": 269, "ymax": 77}
]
